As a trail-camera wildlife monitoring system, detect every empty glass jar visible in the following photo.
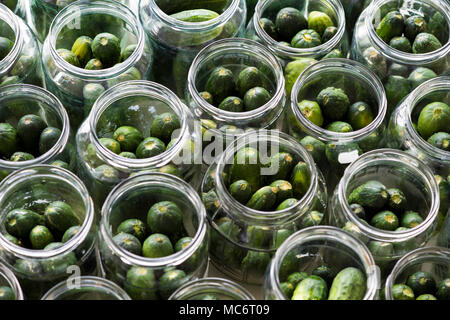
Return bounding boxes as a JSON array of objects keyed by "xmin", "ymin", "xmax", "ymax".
[
  {"xmin": 139, "ymin": 0, "xmax": 247, "ymax": 98},
  {"xmin": 0, "ymin": 165, "xmax": 97, "ymax": 299},
  {"xmin": 98, "ymin": 173, "xmax": 209, "ymax": 300},
  {"xmin": 264, "ymin": 226, "xmax": 380, "ymax": 300},
  {"xmin": 329, "ymin": 149, "xmax": 440, "ymax": 279},
  {"xmin": 41, "ymin": 0, "xmax": 153, "ymax": 129}
]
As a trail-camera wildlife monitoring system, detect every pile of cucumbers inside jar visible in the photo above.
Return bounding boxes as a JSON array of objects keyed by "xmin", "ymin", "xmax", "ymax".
[{"xmin": 0, "ymin": 0, "xmax": 448, "ymax": 302}]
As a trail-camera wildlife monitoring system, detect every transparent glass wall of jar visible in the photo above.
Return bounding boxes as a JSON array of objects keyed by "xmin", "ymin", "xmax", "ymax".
[
  {"xmin": 75, "ymin": 80, "xmax": 201, "ymax": 214},
  {"xmin": 41, "ymin": 0, "xmax": 153, "ymax": 129},
  {"xmin": 385, "ymin": 247, "xmax": 449, "ymax": 300},
  {"xmin": 186, "ymin": 38, "xmax": 286, "ymax": 169},
  {"xmin": 169, "ymin": 277, "xmax": 255, "ymax": 300},
  {"xmin": 41, "ymin": 276, "xmax": 131, "ymax": 300},
  {"xmin": 329, "ymin": 149, "xmax": 440, "ymax": 280},
  {"xmin": 245, "ymin": 0, "xmax": 349, "ymax": 85},
  {"xmin": 0, "ymin": 165, "xmax": 97, "ymax": 300},
  {"xmin": 288, "ymin": 58, "xmax": 387, "ymax": 190},
  {"xmin": 264, "ymin": 226, "xmax": 380, "ymax": 300},
  {"xmin": 0, "ymin": 3, "xmax": 43, "ymax": 88},
  {"xmin": 139, "ymin": 0, "xmax": 247, "ymax": 98},
  {"xmin": 351, "ymin": 0, "xmax": 450, "ymax": 115},
  {"xmin": 387, "ymin": 77, "xmax": 450, "ymax": 232},
  {"xmin": 0, "ymin": 260, "xmax": 24, "ymax": 300},
  {"xmin": 0, "ymin": 84, "xmax": 75, "ymax": 182},
  {"xmin": 98, "ymin": 173, "xmax": 209, "ymax": 300},
  {"xmin": 202, "ymin": 130, "xmax": 328, "ymax": 285}
]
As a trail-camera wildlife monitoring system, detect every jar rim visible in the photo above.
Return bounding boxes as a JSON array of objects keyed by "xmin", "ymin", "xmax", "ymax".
[
  {"xmin": 270, "ymin": 226, "xmax": 380, "ymax": 300},
  {"xmin": 290, "ymin": 58, "xmax": 388, "ymax": 143},
  {"xmin": 403, "ymin": 76, "xmax": 450, "ymax": 161},
  {"xmin": 213, "ymin": 130, "xmax": 324, "ymax": 224},
  {"xmin": 143, "ymin": 0, "xmax": 241, "ymax": 31},
  {"xmin": 88, "ymin": 80, "xmax": 191, "ymax": 171},
  {"xmin": 365, "ymin": 0, "xmax": 450, "ymax": 65},
  {"xmin": 337, "ymin": 148, "xmax": 441, "ymax": 243},
  {"xmin": 100, "ymin": 172, "xmax": 208, "ymax": 268},
  {"xmin": 0, "ymin": 84, "xmax": 71, "ymax": 170},
  {"xmin": 46, "ymin": 0, "xmax": 146, "ymax": 80},
  {"xmin": 0, "ymin": 260, "xmax": 24, "ymax": 300},
  {"xmin": 253, "ymin": 0, "xmax": 347, "ymax": 58},
  {"xmin": 187, "ymin": 38, "xmax": 285, "ymax": 124},
  {"xmin": 41, "ymin": 276, "xmax": 132, "ymax": 300},
  {"xmin": 0, "ymin": 165, "xmax": 95, "ymax": 260},
  {"xmin": 168, "ymin": 277, "xmax": 255, "ymax": 300},
  {"xmin": 0, "ymin": 3, "xmax": 23, "ymax": 75}
]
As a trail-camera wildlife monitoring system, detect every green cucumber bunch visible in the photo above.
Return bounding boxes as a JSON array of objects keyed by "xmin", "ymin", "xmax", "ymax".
[
  {"xmin": 392, "ymin": 271, "xmax": 449, "ymax": 300},
  {"xmin": 415, "ymin": 101, "xmax": 450, "ymax": 151}
]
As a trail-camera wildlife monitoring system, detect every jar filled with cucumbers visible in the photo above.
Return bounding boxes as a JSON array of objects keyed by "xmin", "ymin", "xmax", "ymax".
[
  {"xmin": 168, "ymin": 277, "xmax": 255, "ymax": 300},
  {"xmin": 41, "ymin": 276, "xmax": 131, "ymax": 300},
  {"xmin": 41, "ymin": 0, "xmax": 153, "ymax": 129},
  {"xmin": 351, "ymin": 0, "xmax": 449, "ymax": 115},
  {"xmin": 288, "ymin": 58, "xmax": 387, "ymax": 190},
  {"xmin": 201, "ymin": 130, "xmax": 327, "ymax": 284},
  {"xmin": 0, "ymin": 2, "xmax": 43, "ymax": 88},
  {"xmin": 385, "ymin": 247, "xmax": 450, "ymax": 300},
  {"xmin": 388, "ymin": 76, "xmax": 449, "ymax": 233},
  {"xmin": 0, "ymin": 260, "xmax": 23, "ymax": 300},
  {"xmin": 264, "ymin": 226, "xmax": 380, "ymax": 300},
  {"xmin": 98, "ymin": 173, "xmax": 209, "ymax": 300},
  {"xmin": 76, "ymin": 80, "xmax": 201, "ymax": 212},
  {"xmin": 330, "ymin": 149, "xmax": 441, "ymax": 279},
  {"xmin": 139, "ymin": 0, "xmax": 246, "ymax": 98},
  {"xmin": 186, "ymin": 38, "xmax": 286, "ymax": 167},
  {"xmin": 0, "ymin": 84, "xmax": 75, "ymax": 181},
  {"xmin": 0, "ymin": 165, "xmax": 97, "ymax": 300}
]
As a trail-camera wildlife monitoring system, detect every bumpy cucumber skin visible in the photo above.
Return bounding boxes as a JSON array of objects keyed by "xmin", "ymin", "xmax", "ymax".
[
  {"xmin": 328, "ymin": 267, "xmax": 366, "ymax": 300},
  {"xmin": 348, "ymin": 180, "xmax": 389, "ymax": 210},
  {"xmin": 245, "ymin": 186, "xmax": 278, "ymax": 211},
  {"xmin": 375, "ymin": 11, "xmax": 404, "ymax": 43},
  {"xmin": 291, "ymin": 276, "xmax": 328, "ymax": 300}
]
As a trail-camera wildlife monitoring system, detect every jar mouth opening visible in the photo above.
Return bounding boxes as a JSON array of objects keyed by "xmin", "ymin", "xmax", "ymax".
[
  {"xmin": 41, "ymin": 276, "xmax": 131, "ymax": 300},
  {"xmin": 338, "ymin": 149, "xmax": 440, "ymax": 243},
  {"xmin": 0, "ymin": 261, "xmax": 24, "ymax": 300},
  {"xmin": 213, "ymin": 130, "xmax": 320, "ymax": 224},
  {"xmin": 47, "ymin": 0, "xmax": 145, "ymax": 80},
  {"xmin": 0, "ymin": 165, "xmax": 95, "ymax": 260},
  {"xmin": 0, "ymin": 85, "xmax": 71, "ymax": 169},
  {"xmin": 100, "ymin": 173, "xmax": 207, "ymax": 268},
  {"xmin": 405, "ymin": 77, "xmax": 450, "ymax": 159},
  {"xmin": 290, "ymin": 58, "xmax": 387, "ymax": 142},
  {"xmin": 88, "ymin": 80, "xmax": 190, "ymax": 171},
  {"xmin": 365, "ymin": 0, "xmax": 450, "ymax": 64},
  {"xmin": 384, "ymin": 246, "xmax": 450, "ymax": 300},
  {"xmin": 0, "ymin": 3, "xmax": 23, "ymax": 74},
  {"xmin": 147, "ymin": 0, "xmax": 240, "ymax": 31},
  {"xmin": 271, "ymin": 226, "xmax": 379, "ymax": 300},
  {"xmin": 187, "ymin": 38, "xmax": 285, "ymax": 124},
  {"xmin": 253, "ymin": 0, "xmax": 346, "ymax": 57},
  {"xmin": 169, "ymin": 277, "xmax": 255, "ymax": 300}
]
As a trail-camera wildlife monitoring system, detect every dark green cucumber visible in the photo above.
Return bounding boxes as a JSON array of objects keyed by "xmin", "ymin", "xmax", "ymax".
[
  {"xmin": 170, "ymin": 9, "xmax": 220, "ymax": 22},
  {"xmin": 408, "ymin": 67, "xmax": 437, "ymax": 90},
  {"xmin": 427, "ymin": 132, "xmax": 450, "ymax": 151},
  {"xmin": 243, "ymin": 87, "xmax": 272, "ymax": 111},
  {"xmin": 275, "ymin": 7, "xmax": 307, "ymax": 41},
  {"xmin": 264, "ymin": 152, "xmax": 295, "ymax": 182},
  {"xmin": 117, "ymin": 219, "xmax": 147, "ymax": 243},
  {"xmin": 44, "ymin": 201, "xmax": 80, "ymax": 234},
  {"xmin": 236, "ymin": 67, "xmax": 266, "ymax": 97},
  {"xmin": 62, "ymin": 225, "xmax": 81, "ymax": 243},
  {"xmin": 84, "ymin": 58, "xmax": 103, "ymax": 70},
  {"xmin": 387, "ymin": 188, "xmax": 407, "ymax": 211},
  {"xmin": 245, "ymin": 186, "xmax": 278, "ymax": 211},
  {"xmin": 229, "ymin": 147, "xmax": 263, "ymax": 192},
  {"xmin": 0, "ymin": 122, "xmax": 18, "ymax": 157},
  {"xmin": 151, "ymin": 112, "xmax": 181, "ymax": 144},
  {"xmin": 276, "ymin": 198, "xmax": 298, "ymax": 211},
  {"xmin": 384, "ymin": 75, "xmax": 411, "ymax": 113},
  {"xmin": 291, "ymin": 29, "xmax": 322, "ymax": 48},
  {"xmin": 290, "ymin": 161, "xmax": 311, "ymax": 198},
  {"xmin": 326, "ymin": 121, "xmax": 353, "ymax": 133},
  {"xmin": 436, "ymin": 278, "xmax": 450, "ymax": 300},
  {"xmin": 291, "ymin": 276, "xmax": 328, "ymax": 300},
  {"xmin": 287, "ymin": 272, "xmax": 309, "ymax": 288},
  {"xmin": 241, "ymin": 250, "xmax": 271, "ymax": 277},
  {"xmin": 392, "ymin": 283, "xmax": 415, "ymax": 300},
  {"xmin": 297, "ymin": 100, "xmax": 324, "ymax": 127},
  {"xmin": 404, "ymin": 15, "xmax": 428, "ymax": 42},
  {"xmin": 9, "ymin": 152, "xmax": 34, "ymax": 162},
  {"xmin": 142, "ymin": 233, "xmax": 174, "ymax": 258},
  {"xmin": 317, "ymin": 87, "xmax": 350, "ymax": 120},
  {"xmin": 347, "ymin": 102, "xmax": 374, "ymax": 130},
  {"xmin": 417, "ymin": 102, "xmax": 450, "ymax": 140},
  {"xmin": 113, "ymin": 232, "xmax": 142, "ymax": 255},
  {"xmin": 5, "ymin": 209, "xmax": 44, "ymax": 238},
  {"xmin": 113, "ymin": 126, "xmax": 143, "ymax": 152},
  {"xmin": 229, "ymin": 180, "xmax": 252, "ymax": 204},
  {"xmin": 348, "ymin": 180, "xmax": 389, "ymax": 210},
  {"xmin": 328, "ymin": 267, "xmax": 366, "ymax": 300},
  {"xmin": 71, "ymin": 36, "xmax": 93, "ymax": 67},
  {"xmin": 147, "ymin": 201, "xmax": 184, "ymax": 238},
  {"xmin": 270, "ymin": 180, "xmax": 293, "ymax": 204},
  {"xmin": 400, "ymin": 211, "xmax": 423, "ymax": 229},
  {"xmin": 259, "ymin": 18, "xmax": 278, "ymax": 40},
  {"xmin": 370, "ymin": 210, "xmax": 399, "ymax": 231},
  {"xmin": 416, "ymin": 294, "xmax": 437, "ymax": 300},
  {"xmin": 412, "ymin": 32, "xmax": 442, "ymax": 54},
  {"xmin": 91, "ymin": 33, "xmax": 121, "ymax": 68},
  {"xmin": 389, "ymin": 36, "xmax": 412, "ymax": 52},
  {"xmin": 16, "ymin": 114, "xmax": 47, "ymax": 151},
  {"xmin": 312, "ymin": 265, "xmax": 335, "ymax": 286},
  {"xmin": 375, "ymin": 11, "xmax": 404, "ymax": 43},
  {"xmin": 124, "ymin": 266, "xmax": 157, "ymax": 300},
  {"xmin": 349, "ymin": 203, "xmax": 366, "ymax": 219},
  {"xmin": 0, "ymin": 286, "xmax": 15, "ymax": 300},
  {"xmin": 29, "ymin": 225, "xmax": 54, "ymax": 250},
  {"xmin": 406, "ymin": 271, "xmax": 436, "ymax": 296},
  {"xmin": 301, "ymin": 210, "xmax": 324, "ymax": 228},
  {"xmin": 57, "ymin": 48, "xmax": 80, "ymax": 67},
  {"xmin": 39, "ymin": 127, "xmax": 62, "ymax": 155},
  {"xmin": 205, "ymin": 67, "xmax": 235, "ymax": 105},
  {"xmin": 308, "ymin": 11, "xmax": 334, "ymax": 36},
  {"xmin": 135, "ymin": 137, "xmax": 166, "ymax": 159},
  {"xmin": 219, "ymin": 96, "xmax": 244, "ymax": 112},
  {"xmin": 299, "ymin": 136, "xmax": 326, "ymax": 164},
  {"xmin": 159, "ymin": 268, "xmax": 188, "ymax": 299},
  {"xmin": 120, "ymin": 44, "xmax": 137, "ymax": 63},
  {"xmin": 0, "ymin": 36, "xmax": 13, "ymax": 61}
]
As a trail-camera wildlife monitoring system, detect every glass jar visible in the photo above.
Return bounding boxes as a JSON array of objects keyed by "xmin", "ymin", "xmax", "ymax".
[
  {"xmin": 288, "ymin": 58, "xmax": 387, "ymax": 190},
  {"xmin": 76, "ymin": 80, "xmax": 201, "ymax": 212},
  {"xmin": 0, "ymin": 2, "xmax": 43, "ymax": 88},
  {"xmin": 341, "ymin": 0, "xmax": 372, "ymax": 38},
  {"xmin": 186, "ymin": 38, "xmax": 286, "ymax": 167},
  {"xmin": 98, "ymin": 172, "xmax": 209, "ymax": 300},
  {"xmin": 330, "ymin": 149, "xmax": 440, "ymax": 280},
  {"xmin": 0, "ymin": 84, "xmax": 75, "ymax": 181},
  {"xmin": 387, "ymin": 77, "xmax": 450, "ymax": 230},
  {"xmin": 264, "ymin": 226, "xmax": 380, "ymax": 300},
  {"xmin": 41, "ymin": 0, "xmax": 153, "ymax": 129},
  {"xmin": 169, "ymin": 277, "xmax": 255, "ymax": 300},
  {"xmin": 28, "ymin": 0, "xmax": 135, "ymax": 43},
  {"xmin": 0, "ymin": 260, "xmax": 24, "ymax": 300},
  {"xmin": 245, "ymin": 0, "xmax": 349, "ymax": 66},
  {"xmin": 41, "ymin": 276, "xmax": 131, "ymax": 300},
  {"xmin": 139, "ymin": 0, "xmax": 247, "ymax": 98},
  {"xmin": 0, "ymin": 165, "xmax": 97, "ymax": 300},
  {"xmin": 351, "ymin": 0, "xmax": 450, "ymax": 115},
  {"xmin": 202, "ymin": 130, "xmax": 328, "ymax": 285},
  {"xmin": 385, "ymin": 247, "xmax": 450, "ymax": 300}
]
